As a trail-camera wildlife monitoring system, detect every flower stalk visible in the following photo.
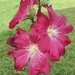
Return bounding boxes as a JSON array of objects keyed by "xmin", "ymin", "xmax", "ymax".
[{"xmin": 38, "ymin": 0, "xmax": 41, "ymax": 11}]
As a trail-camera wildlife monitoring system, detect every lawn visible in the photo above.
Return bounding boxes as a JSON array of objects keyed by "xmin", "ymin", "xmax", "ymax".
[{"xmin": 0, "ymin": 0, "xmax": 75, "ymax": 75}]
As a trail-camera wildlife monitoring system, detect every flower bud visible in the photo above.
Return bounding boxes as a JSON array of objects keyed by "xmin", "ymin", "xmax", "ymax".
[{"xmin": 25, "ymin": 7, "xmax": 37, "ymax": 22}]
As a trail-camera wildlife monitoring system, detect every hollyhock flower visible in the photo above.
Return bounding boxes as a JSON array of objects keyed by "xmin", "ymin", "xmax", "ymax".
[
  {"xmin": 9, "ymin": 0, "xmax": 37, "ymax": 29},
  {"xmin": 30, "ymin": 5, "xmax": 73, "ymax": 60},
  {"xmin": 7, "ymin": 28, "xmax": 50, "ymax": 75}
]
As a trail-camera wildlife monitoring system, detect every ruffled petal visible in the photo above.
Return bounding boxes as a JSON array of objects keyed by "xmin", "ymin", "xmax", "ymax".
[
  {"xmin": 53, "ymin": 14, "xmax": 66, "ymax": 28},
  {"xmin": 45, "ymin": 5, "xmax": 57, "ymax": 25},
  {"xmin": 8, "ymin": 49, "xmax": 30, "ymax": 71},
  {"xmin": 38, "ymin": 36, "xmax": 50, "ymax": 53},
  {"xmin": 28, "ymin": 53, "xmax": 50, "ymax": 75},
  {"xmin": 7, "ymin": 49, "xmax": 16, "ymax": 55},
  {"xmin": 52, "ymin": 37, "xmax": 66, "ymax": 56},
  {"xmin": 7, "ymin": 28, "xmax": 30, "ymax": 48},
  {"xmin": 7, "ymin": 35, "xmax": 17, "ymax": 47},
  {"xmin": 15, "ymin": 28, "xmax": 30, "ymax": 48},
  {"xmin": 38, "ymin": 53, "xmax": 50, "ymax": 74},
  {"xmin": 58, "ymin": 24, "xmax": 73, "ymax": 34},
  {"xmin": 38, "ymin": 36, "xmax": 60, "ymax": 61},
  {"xmin": 37, "ymin": 10, "xmax": 49, "ymax": 26},
  {"xmin": 29, "ymin": 22, "xmax": 47, "ymax": 44},
  {"xmin": 55, "ymin": 34, "xmax": 71, "ymax": 45},
  {"xmin": 53, "ymin": 14, "xmax": 66, "ymax": 27}
]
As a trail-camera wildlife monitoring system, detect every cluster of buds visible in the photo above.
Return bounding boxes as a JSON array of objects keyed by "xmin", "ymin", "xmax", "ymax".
[{"xmin": 7, "ymin": 0, "xmax": 73, "ymax": 75}]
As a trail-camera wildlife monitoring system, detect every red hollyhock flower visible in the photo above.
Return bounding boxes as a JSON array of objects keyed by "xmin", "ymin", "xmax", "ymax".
[
  {"xmin": 30, "ymin": 5, "xmax": 73, "ymax": 61},
  {"xmin": 7, "ymin": 28, "xmax": 50, "ymax": 75},
  {"xmin": 9, "ymin": 0, "xmax": 36, "ymax": 29}
]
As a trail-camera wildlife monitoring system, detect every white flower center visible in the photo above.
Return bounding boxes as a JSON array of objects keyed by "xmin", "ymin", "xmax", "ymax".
[
  {"xmin": 47, "ymin": 26, "xmax": 57, "ymax": 37},
  {"xmin": 27, "ymin": 44, "xmax": 39, "ymax": 58}
]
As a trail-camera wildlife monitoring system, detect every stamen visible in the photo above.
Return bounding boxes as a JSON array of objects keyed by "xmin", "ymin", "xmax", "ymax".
[
  {"xmin": 47, "ymin": 26, "xmax": 57, "ymax": 37},
  {"xmin": 27, "ymin": 44, "xmax": 38, "ymax": 57}
]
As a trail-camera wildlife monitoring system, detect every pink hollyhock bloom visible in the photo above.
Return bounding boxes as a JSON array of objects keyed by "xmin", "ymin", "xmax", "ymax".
[
  {"xmin": 9, "ymin": 0, "xmax": 36, "ymax": 29},
  {"xmin": 7, "ymin": 28, "xmax": 50, "ymax": 75},
  {"xmin": 30, "ymin": 5, "xmax": 73, "ymax": 61}
]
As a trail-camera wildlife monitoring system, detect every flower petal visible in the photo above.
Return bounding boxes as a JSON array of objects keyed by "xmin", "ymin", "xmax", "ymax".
[
  {"xmin": 7, "ymin": 35, "xmax": 17, "ymax": 47},
  {"xmin": 7, "ymin": 28, "xmax": 30, "ymax": 48},
  {"xmin": 37, "ymin": 10, "xmax": 49, "ymax": 26},
  {"xmin": 38, "ymin": 36, "xmax": 50, "ymax": 53},
  {"xmin": 52, "ymin": 37, "xmax": 66, "ymax": 56},
  {"xmin": 38, "ymin": 36, "xmax": 60, "ymax": 61},
  {"xmin": 55, "ymin": 34, "xmax": 71, "ymax": 45},
  {"xmin": 28, "ymin": 53, "xmax": 50, "ymax": 75},
  {"xmin": 7, "ymin": 49, "xmax": 16, "ymax": 55},
  {"xmin": 16, "ymin": 28, "xmax": 30, "ymax": 48},
  {"xmin": 58, "ymin": 24, "xmax": 73, "ymax": 34},
  {"xmin": 45, "ymin": 5, "xmax": 57, "ymax": 25},
  {"xmin": 8, "ymin": 49, "xmax": 30, "ymax": 71},
  {"xmin": 29, "ymin": 22, "xmax": 47, "ymax": 44},
  {"xmin": 53, "ymin": 14, "xmax": 66, "ymax": 27},
  {"xmin": 38, "ymin": 53, "xmax": 50, "ymax": 74}
]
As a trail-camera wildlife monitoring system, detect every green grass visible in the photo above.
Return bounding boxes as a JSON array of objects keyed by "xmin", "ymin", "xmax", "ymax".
[{"xmin": 0, "ymin": 0, "xmax": 75, "ymax": 75}]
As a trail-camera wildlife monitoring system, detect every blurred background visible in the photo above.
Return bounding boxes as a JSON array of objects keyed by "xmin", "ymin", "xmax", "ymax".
[{"xmin": 0, "ymin": 0, "xmax": 75, "ymax": 75}]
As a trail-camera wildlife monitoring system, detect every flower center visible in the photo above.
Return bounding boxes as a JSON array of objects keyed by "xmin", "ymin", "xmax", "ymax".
[
  {"xmin": 27, "ymin": 44, "xmax": 39, "ymax": 58},
  {"xmin": 47, "ymin": 26, "xmax": 57, "ymax": 37}
]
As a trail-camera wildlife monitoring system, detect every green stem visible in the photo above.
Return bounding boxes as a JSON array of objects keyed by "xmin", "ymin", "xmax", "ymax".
[{"xmin": 38, "ymin": 0, "xmax": 41, "ymax": 11}]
